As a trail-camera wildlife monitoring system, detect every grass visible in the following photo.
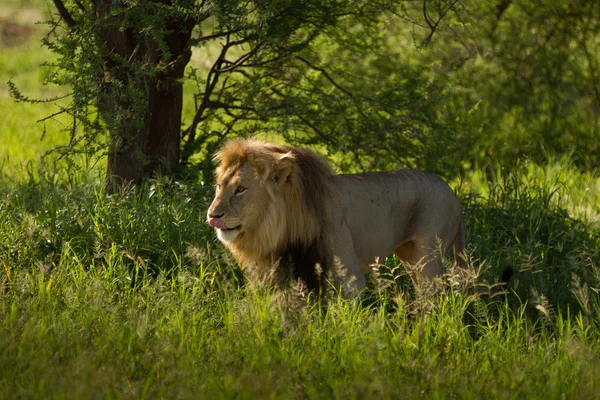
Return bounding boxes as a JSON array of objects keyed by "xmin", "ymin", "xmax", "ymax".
[
  {"xmin": 0, "ymin": 0, "xmax": 71, "ymax": 180},
  {"xmin": 2, "ymin": 3, "xmax": 600, "ymax": 399},
  {"xmin": 458, "ymin": 161, "xmax": 600, "ymax": 314},
  {"xmin": 2, "ymin": 249, "xmax": 600, "ymax": 399},
  {"xmin": 1, "ymin": 162, "xmax": 599, "ymax": 398},
  {"xmin": 1, "ymin": 265, "xmax": 600, "ymax": 399}
]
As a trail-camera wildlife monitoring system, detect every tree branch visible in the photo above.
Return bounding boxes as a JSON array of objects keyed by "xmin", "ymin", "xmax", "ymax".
[
  {"xmin": 52, "ymin": 0, "xmax": 77, "ymax": 29},
  {"xmin": 294, "ymin": 113, "xmax": 336, "ymax": 144},
  {"xmin": 295, "ymin": 56, "xmax": 354, "ymax": 98},
  {"xmin": 182, "ymin": 34, "xmax": 247, "ymax": 143},
  {"xmin": 422, "ymin": 0, "xmax": 459, "ymax": 46},
  {"xmin": 216, "ymin": 42, "xmax": 264, "ymax": 73}
]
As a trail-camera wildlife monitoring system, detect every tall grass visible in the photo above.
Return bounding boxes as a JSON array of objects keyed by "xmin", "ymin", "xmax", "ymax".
[
  {"xmin": 459, "ymin": 160, "xmax": 600, "ymax": 318},
  {"xmin": 1, "ymin": 159, "xmax": 600, "ymax": 398},
  {"xmin": 2, "ymin": 243, "xmax": 600, "ymax": 398}
]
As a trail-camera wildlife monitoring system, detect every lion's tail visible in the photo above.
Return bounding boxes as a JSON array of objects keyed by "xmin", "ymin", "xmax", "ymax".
[{"xmin": 454, "ymin": 216, "xmax": 467, "ymax": 267}]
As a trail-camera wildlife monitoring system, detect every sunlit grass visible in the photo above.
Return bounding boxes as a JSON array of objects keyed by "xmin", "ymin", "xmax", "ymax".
[
  {"xmin": 2, "ymin": 242, "xmax": 600, "ymax": 398},
  {"xmin": 460, "ymin": 158, "xmax": 600, "ymax": 225},
  {"xmin": 0, "ymin": 4, "xmax": 71, "ymax": 180}
]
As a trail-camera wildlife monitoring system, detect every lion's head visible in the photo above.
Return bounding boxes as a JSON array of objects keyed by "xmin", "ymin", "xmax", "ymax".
[{"xmin": 207, "ymin": 138, "xmax": 333, "ymax": 288}]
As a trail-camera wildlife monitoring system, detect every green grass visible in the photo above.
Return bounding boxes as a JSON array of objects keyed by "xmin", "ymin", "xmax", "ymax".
[
  {"xmin": 0, "ymin": 164, "xmax": 599, "ymax": 398},
  {"xmin": 457, "ymin": 161, "xmax": 600, "ymax": 314},
  {"xmin": 0, "ymin": 0, "xmax": 71, "ymax": 180},
  {"xmin": 2, "ymin": 248, "xmax": 600, "ymax": 399},
  {"xmin": 1, "ymin": 249, "xmax": 600, "ymax": 398}
]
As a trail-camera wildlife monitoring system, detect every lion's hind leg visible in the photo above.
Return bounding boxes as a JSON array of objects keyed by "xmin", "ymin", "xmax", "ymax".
[{"xmin": 394, "ymin": 240, "xmax": 444, "ymax": 283}]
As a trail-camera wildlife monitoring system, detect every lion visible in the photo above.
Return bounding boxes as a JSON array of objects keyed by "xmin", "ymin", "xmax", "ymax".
[{"xmin": 207, "ymin": 138, "xmax": 465, "ymax": 295}]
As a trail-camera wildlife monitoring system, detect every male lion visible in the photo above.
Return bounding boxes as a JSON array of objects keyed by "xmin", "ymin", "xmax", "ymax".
[{"xmin": 207, "ymin": 138, "xmax": 465, "ymax": 295}]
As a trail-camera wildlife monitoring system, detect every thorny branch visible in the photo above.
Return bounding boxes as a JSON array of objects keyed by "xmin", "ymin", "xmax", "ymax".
[
  {"xmin": 182, "ymin": 33, "xmax": 246, "ymax": 144},
  {"xmin": 422, "ymin": 0, "xmax": 460, "ymax": 46},
  {"xmin": 52, "ymin": 0, "xmax": 77, "ymax": 29},
  {"xmin": 295, "ymin": 56, "xmax": 354, "ymax": 99},
  {"xmin": 216, "ymin": 42, "xmax": 265, "ymax": 73}
]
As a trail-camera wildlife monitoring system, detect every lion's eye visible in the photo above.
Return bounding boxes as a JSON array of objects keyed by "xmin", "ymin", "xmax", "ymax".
[{"xmin": 235, "ymin": 186, "xmax": 246, "ymax": 195}]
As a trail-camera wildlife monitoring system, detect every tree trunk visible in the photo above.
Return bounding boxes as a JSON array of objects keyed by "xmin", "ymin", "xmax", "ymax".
[
  {"xmin": 95, "ymin": 0, "xmax": 194, "ymax": 188},
  {"xmin": 106, "ymin": 74, "xmax": 187, "ymax": 186}
]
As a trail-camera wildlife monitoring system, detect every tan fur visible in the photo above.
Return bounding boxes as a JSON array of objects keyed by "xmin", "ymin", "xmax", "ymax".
[{"xmin": 207, "ymin": 138, "xmax": 465, "ymax": 294}]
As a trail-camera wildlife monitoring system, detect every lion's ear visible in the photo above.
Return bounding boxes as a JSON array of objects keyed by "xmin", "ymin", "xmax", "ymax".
[{"xmin": 272, "ymin": 154, "xmax": 293, "ymax": 185}]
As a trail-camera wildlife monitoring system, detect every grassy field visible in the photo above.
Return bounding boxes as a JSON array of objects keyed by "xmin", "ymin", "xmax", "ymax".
[
  {"xmin": 1, "ymin": 172, "xmax": 600, "ymax": 399},
  {"xmin": 2, "ymin": 2, "xmax": 600, "ymax": 399}
]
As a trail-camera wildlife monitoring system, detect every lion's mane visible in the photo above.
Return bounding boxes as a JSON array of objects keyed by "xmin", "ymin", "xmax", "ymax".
[{"xmin": 214, "ymin": 139, "xmax": 334, "ymax": 290}]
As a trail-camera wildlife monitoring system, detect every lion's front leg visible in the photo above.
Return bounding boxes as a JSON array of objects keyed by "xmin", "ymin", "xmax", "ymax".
[{"xmin": 330, "ymin": 223, "xmax": 366, "ymax": 297}]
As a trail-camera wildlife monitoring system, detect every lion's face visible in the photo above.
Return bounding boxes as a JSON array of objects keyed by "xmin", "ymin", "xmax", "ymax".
[{"xmin": 207, "ymin": 162, "xmax": 272, "ymax": 243}]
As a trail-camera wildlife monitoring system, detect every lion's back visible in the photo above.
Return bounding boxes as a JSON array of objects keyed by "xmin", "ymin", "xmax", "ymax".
[{"xmin": 330, "ymin": 169, "xmax": 462, "ymax": 263}]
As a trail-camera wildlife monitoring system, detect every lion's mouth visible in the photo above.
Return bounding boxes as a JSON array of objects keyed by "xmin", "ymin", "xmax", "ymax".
[
  {"xmin": 208, "ymin": 217, "xmax": 241, "ymax": 231},
  {"xmin": 220, "ymin": 225, "xmax": 241, "ymax": 231}
]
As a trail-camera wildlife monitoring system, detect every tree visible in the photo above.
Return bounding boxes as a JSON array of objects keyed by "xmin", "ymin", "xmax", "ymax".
[
  {"xmin": 48, "ymin": 0, "xmax": 197, "ymax": 185},
  {"xmin": 33, "ymin": 0, "xmax": 425, "ymax": 186},
  {"xmin": 413, "ymin": 0, "xmax": 600, "ymax": 170},
  {"xmin": 16, "ymin": 0, "xmax": 473, "ymax": 187},
  {"xmin": 19, "ymin": 0, "xmax": 598, "ymax": 183}
]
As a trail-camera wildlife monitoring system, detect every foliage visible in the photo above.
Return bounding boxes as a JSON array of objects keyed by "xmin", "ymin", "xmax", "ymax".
[
  {"xmin": 419, "ymin": 0, "xmax": 600, "ymax": 171},
  {"xmin": 180, "ymin": 0, "xmax": 600, "ymax": 174},
  {"xmin": 7, "ymin": 0, "xmax": 600, "ymax": 180},
  {"xmin": 460, "ymin": 160, "xmax": 600, "ymax": 315}
]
